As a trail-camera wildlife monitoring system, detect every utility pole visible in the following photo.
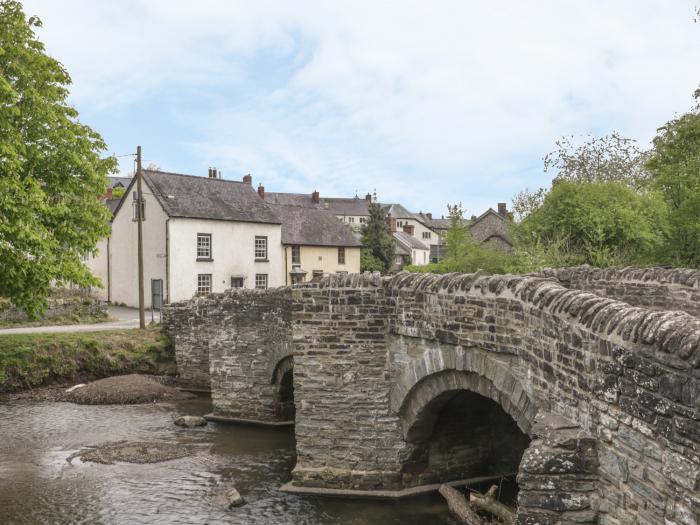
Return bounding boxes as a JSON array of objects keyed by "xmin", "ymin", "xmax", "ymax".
[{"xmin": 136, "ymin": 145, "xmax": 146, "ymax": 329}]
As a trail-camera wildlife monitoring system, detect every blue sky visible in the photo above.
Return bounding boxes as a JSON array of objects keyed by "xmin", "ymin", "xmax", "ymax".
[{"xmin": 24, "ymin": 0, "xmax": 700, "ymax": 217}]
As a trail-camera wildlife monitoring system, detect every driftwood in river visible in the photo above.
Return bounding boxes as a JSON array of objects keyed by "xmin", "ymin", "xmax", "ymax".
[
  {"xmin": 469, "ymin": 485, "xmax": 516, "ymax": 525},
  {"xmin": 438, "ymin": 484, "xmax": 485, "ymax": 525}
]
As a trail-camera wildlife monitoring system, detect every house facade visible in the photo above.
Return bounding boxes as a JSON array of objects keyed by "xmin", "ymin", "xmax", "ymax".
[
  {"xmin": 271, "ymin": 204, "xmax": 362, "ymax": 285},
  {"xmin": 109, "ymin": 169, "xmax": 284, "ymax": 308}
]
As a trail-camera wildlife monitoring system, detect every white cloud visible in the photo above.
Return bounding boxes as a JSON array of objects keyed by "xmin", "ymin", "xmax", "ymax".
[{"xmin": 23, "ymin": 0, "xmax": 700, "ymax": 213}]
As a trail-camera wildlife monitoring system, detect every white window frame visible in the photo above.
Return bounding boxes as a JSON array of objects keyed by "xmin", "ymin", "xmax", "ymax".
[
  {"xmin": 197, "ymin": 233, "xmax": 212, "ymax": 260},
  {"xmin": 291, "ymin": 245, "xmax": 301, "ymax": 264},
  {"xmin": 255, "ymin": 273, "xmax": 268, "ymax": 289},
  {"xmin": 255, "ymin": 236, "xmax": 268, "ymax": 260},
  {"xmin": 197, "ymin": 274, "xmax": 212, "ymax": 296},
  {"xmin": 422, "ymin": 231, "xmax": 431, "ymax": 240},
  {"xmin": 338, "ymin": 247, "xmax": 345, "ymax": 265}
]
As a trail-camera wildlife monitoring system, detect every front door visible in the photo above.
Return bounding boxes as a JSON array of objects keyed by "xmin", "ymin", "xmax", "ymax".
[{"xmin": 151, "ymin": 279, "xmax": 163, "ymax": 310}]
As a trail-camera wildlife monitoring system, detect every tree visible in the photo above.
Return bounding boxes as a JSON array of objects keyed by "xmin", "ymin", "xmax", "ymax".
[
  {"xmin": 513, "ymin": 133, "xmax": 649, "ymax": 223},
  {"xmin": 0, "ymin": 1, "xmax": 116, "ymax": 315},
  {"xmin": 407, "ymin": 204, "xmax": 514, "ymax": 275},
  {"xmin": 513, "ymin": 180, "xmax": 667, "ymax": 267},
  {"xmin": 360, "ymin": 202, "xmax": 395, "ymax": 272},
  {"xmin": 646, "ymin": 111, "xmax": 700, "ymax": 267}
]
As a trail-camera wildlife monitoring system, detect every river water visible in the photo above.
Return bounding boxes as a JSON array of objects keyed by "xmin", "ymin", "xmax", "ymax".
[{"xmin": 0, "ymin": 396, "xmax": 452, "ymax": 524}]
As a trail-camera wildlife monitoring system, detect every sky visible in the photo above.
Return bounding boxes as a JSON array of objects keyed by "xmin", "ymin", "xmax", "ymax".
[{"xmin": 22, "ymin": 0, "xmax": 700, "ymax": 216}]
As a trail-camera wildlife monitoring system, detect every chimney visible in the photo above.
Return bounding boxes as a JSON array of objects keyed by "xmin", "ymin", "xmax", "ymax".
[
  {"xmin": 498, "ymin": 202, "xmax": 507, "ymax": 216},
  {"xmin": 403, "ymin": 224, "xmax": 415, "ymax": 236},
  {"xmin": 426, "ymin": 212, "xmax": 432, "ymax": 220},
  {"xmin": 311, "ymin": 190, "xmax": 320, "ymax": 204},
  {"xmin": 242, "ymin": 174, "xmax": 252, "ymax": 185},
  {"xmin": 386, "ymin": 214, "xmax": 396, "ymax": 233},
  {"xmin": 471, "ymin": 215, "xmax": 477, "ymax": 220},
  {"xmin": 365, "ymin": 193, "xmax": 372, "ymax": 202},
  {"xmin": 257, "ymin": 184, "xmax": 265, "ymax": 199}
]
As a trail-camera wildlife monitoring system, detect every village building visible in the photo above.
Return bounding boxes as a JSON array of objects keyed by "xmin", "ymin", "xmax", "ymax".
[
  {"xmin": 388, "ymin": 217, "xmax": 431, "ymax": 268},
  {"xmin": 269, "ymin": 203, "xmax": 362, "ymax": 285},
  {"xmin": 107, "ymin": 169, "xmax": 284, "ymax": 308}
]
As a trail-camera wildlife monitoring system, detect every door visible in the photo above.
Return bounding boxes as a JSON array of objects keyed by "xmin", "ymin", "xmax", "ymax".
[{"xmin": 151, "ymin": 279, "xmax": 163, "ymax": 310}]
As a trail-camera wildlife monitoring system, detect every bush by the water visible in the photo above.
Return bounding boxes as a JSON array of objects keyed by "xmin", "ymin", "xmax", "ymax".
[{"xmin": 0, "ymin": 328, "xmax": 173, "ymax": 392}]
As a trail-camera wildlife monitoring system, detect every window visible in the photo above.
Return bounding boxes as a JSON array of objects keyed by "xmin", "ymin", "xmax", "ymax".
[
  {"xmin": 132, "ymin": 193, "xmax": 146, "ymax": 221},
  {"xmin": 397, "ymin": 220, "xmax": 403, "ymax": 228},
  {"xmin": 422, "ymin": 231, "xmax": 431, "ymax": 240},
  {"xmin": 291, "ymin": 245, "xmax": 301, "ymax": 264},
  {"xmin": 338, "ymin": 247, "xmax": 345, "ymax": 264},
  {"xmin": 348, "ymin": 217, "xmax": 355, "ymax": 223},
  {"xmin": 255, "ymin": 273, "xmax": 268, "ymax": 289},
  {"xmin": 359, "ymin": 217, "xmax": 366, "ymax": 224},
  {"xmin": 255, "ymin": 236, "xmax": 268, "ymax": 260},
  {"xmin": 197, "ymin": 233, "xmax": 212, "ymax": 260},
  {"xmin": 231, "ymin": 277, "xmax": 244, "ymax": 288},
  {"xmin": 197, "ymin": 274, "xmax": 212, "ymax": 296}
]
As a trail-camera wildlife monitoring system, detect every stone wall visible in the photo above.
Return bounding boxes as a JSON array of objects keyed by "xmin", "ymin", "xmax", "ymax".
[
  {"xmin": 165, "ymin": 269, "xmax": 700, "ymax": 524},
  {"xmin": 0, "ymin": 289, "xmax": 106, "ymax": 324},
  {"xmin": 541, "ymin": 265, "xmax": 700, "ymax": 318}
]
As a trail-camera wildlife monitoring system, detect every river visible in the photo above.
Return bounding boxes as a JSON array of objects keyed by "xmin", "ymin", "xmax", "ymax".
[{"xmin": 0, "ymin": 395, "xmax": 453, "ymax": 524}]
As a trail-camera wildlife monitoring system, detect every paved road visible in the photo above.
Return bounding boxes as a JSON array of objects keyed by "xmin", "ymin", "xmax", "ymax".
[{"xmin": 0, "ymin": 306, "xmax": 159, "ymax": 335}]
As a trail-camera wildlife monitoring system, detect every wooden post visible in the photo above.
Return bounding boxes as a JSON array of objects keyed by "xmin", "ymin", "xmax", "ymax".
[{"xmin": 136, "ymin": 145, "xmax": 145, "ymax": 329}]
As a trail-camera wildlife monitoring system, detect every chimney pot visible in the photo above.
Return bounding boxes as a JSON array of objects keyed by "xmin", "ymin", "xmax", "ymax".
[
  {"xmin": 386, "ymin": 214, "xmax": 397, "ymax": 233},
  {"xmin": 311, "ymin": 190, "xmax": 320, "ymax": 204},
  {"xmin": 243, "ymin": 174, "xmax": 252, "ymax": 185},
  {"xmin": 257, "ymin": 184, "xmax": 265, "ymax": 199}
]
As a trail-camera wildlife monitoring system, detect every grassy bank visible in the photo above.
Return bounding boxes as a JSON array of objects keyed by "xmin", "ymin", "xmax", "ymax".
[{"xmin": 0, "ymin": 328, "xmax": 173, "ymax": 393}]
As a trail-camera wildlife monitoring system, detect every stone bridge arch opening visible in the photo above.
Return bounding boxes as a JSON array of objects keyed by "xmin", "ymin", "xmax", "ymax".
[
  {"xmin": 271, "ymin": 356, "xmax": 295, "ymax": 421},
  {"xmin": 397, "ymin": 369, "xmax": 533, "ymax": 495}
]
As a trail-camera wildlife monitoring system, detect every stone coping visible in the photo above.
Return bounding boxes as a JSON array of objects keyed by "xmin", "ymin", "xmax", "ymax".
[
  {"xmin": 279, "ymin": 472, "xmax": 516, "ymax": 500},
  {"xmin": 203, "ymin": 413, "xmax": 294, "ymax": 427}
]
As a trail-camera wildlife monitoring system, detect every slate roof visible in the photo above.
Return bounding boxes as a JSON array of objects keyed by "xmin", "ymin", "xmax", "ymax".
[
  {"xmin": 271, "ymin": 204, "xmax": 362, "ymax": 247},
  {"xmin": 382, "ymin": 203, "xmax": 418, "ymax": 220},
  {"xmin": 266, "ymin": 192, "xmax": 423, "ymax": 220},
  {"xmin": 109, "ymin": 176, "xmax": 132, "ymax": 189},
  {"xmin": 115, "ymin": 170, "xmax": 281, "ymax": 224},
  {"xmin": 393, "ymin": 231, "xmax": 429, "ymax": 251}
]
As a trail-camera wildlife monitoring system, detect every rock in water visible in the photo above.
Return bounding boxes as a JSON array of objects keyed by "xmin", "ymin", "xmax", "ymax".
[
  {"xmin": 174, "ymin": 415, "xmax": 207, "ymax": 428},
  {"xmin": 213, "ymin": 488, "xmax": 246, "ymax": 508}
]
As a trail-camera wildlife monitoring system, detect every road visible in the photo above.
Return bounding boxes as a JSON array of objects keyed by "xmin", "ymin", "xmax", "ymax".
[{"xmin": 0, "ymin": 306, "xmax": 159, "ymax": 335}]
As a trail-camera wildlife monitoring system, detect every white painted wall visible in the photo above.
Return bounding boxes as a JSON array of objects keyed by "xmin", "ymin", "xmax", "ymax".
[
  {"xmin": 110, "ymin": 180, "xmax": 168, "ymax": 308},
  {"xmin": 168, "ymin": 217, "xmax": 284, "ymax": 301},
  {"xmin": 84, "ymin": 236, "xmax": 110, "ymax": 301},
  {"xmin": 411, "ymin": 247, "xmax": 430, "ymax": 266}
]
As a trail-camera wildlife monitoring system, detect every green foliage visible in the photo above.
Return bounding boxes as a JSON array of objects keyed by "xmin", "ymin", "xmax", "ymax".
[
  {"xmin": 513, "ymin": 180, "xmax": 667, "ymax": 267},
  {"xmin": 0, "ymin": 327, "xmax": 170, "ymax": 392},
  {"xmin": 0, "ymin": 1, "xmax": 116, "ymax": 316},
  {"xmin": 360, "ymin": 249, "xmax": 386, "ymax": 272},
  {"xmin": 407, "ymin": 204, "xmax": 516, "ymax": 275},
  {"xmin": 646, "ymin": 111, "xmax": 700, "ymax": 267},
  {"xmin": 111, "ymin": 186, "xmax": 125, "ymax": 199},
  {"xmin": 360, "ymin": 202, "xmax": 395, "ymax": 272}
]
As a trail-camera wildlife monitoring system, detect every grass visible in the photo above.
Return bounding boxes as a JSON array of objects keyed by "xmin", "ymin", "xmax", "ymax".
[
  {"xmin": 0, "ymin": 312, "xmax": 111, "ymax": 328},
  {"xmin": 0, "ymin": 327, "xmax": 173, "ymax": 393}
]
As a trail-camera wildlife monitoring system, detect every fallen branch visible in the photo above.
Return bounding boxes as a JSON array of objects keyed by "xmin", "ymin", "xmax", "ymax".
[
  {"xmin": 469, "ymin": 484, "xmax": 516, "ymax": 525},
  {"xmin": 438, "ymin": 484, "xmax": 485, "ymax": 525}
]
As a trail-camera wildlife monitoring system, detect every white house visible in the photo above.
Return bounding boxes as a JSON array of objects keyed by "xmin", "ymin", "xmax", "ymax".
[{"xmin": 109, "ymin": 169, "xmax": 284, "ymax": 308}]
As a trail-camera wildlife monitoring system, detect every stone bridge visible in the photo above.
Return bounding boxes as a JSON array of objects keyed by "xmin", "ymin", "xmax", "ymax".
[{"xmin": 164, "ymin": 267, "xmax": 700, "ymax": 525}]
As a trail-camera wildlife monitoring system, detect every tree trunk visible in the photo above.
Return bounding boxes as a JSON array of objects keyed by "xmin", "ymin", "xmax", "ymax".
[
  {"xmin": 438, "ymin": 484, "xmax": 485, "ymax": 525},
  {"xmin": 469, "ymin": 485, "xmax": 516, "ymax": 525}
]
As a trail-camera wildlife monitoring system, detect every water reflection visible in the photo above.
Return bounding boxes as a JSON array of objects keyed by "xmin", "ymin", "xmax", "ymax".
[{"xmin": 0, "ymin": 397, "xmax": 451, "ymax": 524}]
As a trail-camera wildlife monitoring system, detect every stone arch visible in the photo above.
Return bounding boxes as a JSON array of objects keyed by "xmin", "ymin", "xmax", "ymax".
[
  {"xmin": 271, "ymin": 355, "xmax": 295, "ymax": 421},
  {"xmin": 390, "ymin": 346, "xmax": 540, "ymax": 436}
]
